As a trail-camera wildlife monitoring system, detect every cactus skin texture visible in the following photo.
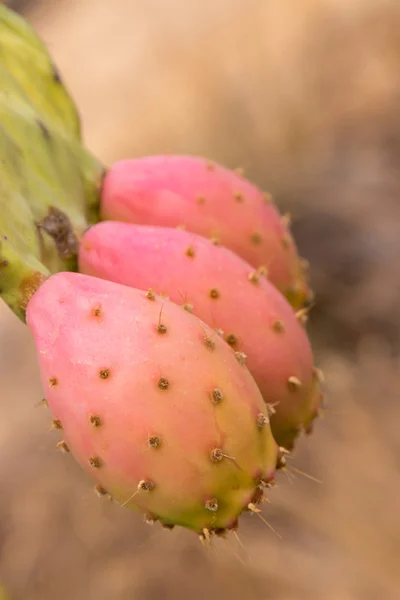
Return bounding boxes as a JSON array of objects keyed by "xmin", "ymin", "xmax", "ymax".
[
  {"xmin": 27, "ymin": 272, "xmax": 278, "ymax": 534},
  {"xmin": 100, "ymin": 155, "xmax": 311, "ymax": 308},
  {"xmin": 0, "ymin": 5, "xmax": 80, "ymax": 137},
  {"xmin": 0, "ymin": 5, "xmax": 104, "ymax": 320},
  {"xmin": 80, "ymin": 221, "xmax": 321, "ymax": 449}
]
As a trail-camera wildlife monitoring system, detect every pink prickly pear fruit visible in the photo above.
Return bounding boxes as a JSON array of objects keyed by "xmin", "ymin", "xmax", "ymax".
[
  {"xmin": 100, "ymin": 155, "xmax": 311, "ymax": 309},
  {"xmin": 79, "ymin": 221, "xmax": 321, "ymax": 450},
  {"xmin": 26, "ymin": 272, "xmax": 278, "ymax": 535}
]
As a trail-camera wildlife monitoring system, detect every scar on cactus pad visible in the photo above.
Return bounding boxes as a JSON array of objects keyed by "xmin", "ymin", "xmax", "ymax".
[
  {"xmin": 80, "ymin": 222, "xmax": 322, "ymax": 449},
  {"xmin": 100, "ymin": 155, "xmax": 312, "ymax": 308},
  {"xmin": 27, "ymin": 272, "xmax": 279, "ymax": 535}
]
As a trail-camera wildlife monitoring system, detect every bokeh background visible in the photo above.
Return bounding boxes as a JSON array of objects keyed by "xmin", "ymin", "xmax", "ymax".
[{"xmin": 1, "ymin": 0, "xmax": 400, "ymax": 598}]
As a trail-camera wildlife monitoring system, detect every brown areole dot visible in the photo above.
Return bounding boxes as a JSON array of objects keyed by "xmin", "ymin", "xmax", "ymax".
[
  {"xmin": 209, "ymin": 288, "xmax": 220, "ymax": 299},
  {"xmin": 89, "ymin": 456, "xmax": 103, "ymax": 469},
  {"xmin": 234, "ymin": 191, "xmax": 244, "ymax": 203},
  {"xmin": 215, "ymin": 527, "xmax": 229, "ymax": 537},
  {"xmin": 94, "ymin": 484, "xmax": 108, "ymax": 497},
  {"xmin": 56, "ymin": 440, "xmax": 70, "ymax": 453},
  {"xmin": 138, "ymin": 479, "xmax": 156, "ymax": 492},
  {"xmin": 52, "ymin": 63, "xmax": 62, "ymax": 83},
  {"xmin": 248, "ymin": 271, "xmax": 259, "ymax": 285},
  {"xmin": 260, "ymin": 478, "xmax": 276, "ymax": 489},
  {"xmin": 158, "ymin": 377, "xmax": 169, "ymax": 390},
  {"xmin": 92, "ymin": 306, "xmax": 102, "ymax": 318},
  {"xmin": 183, "ymin": 303, "xmax": 194, "ymax": 313},
  {"xmin": 247, "ymin": 502, "xmax": 261, "ymax": 514},
  {"xmin": 201, "ymin": 528, "xmax": 211, "ymax": 543},
  {"xmin": 210, "ymin": 388, "xmax": 224, "ymax": 404},
  {"xmin": 99, "ymin": 369, "xmax": 110, "ymax": 379},
  {"xmin": 214, "ymin": 328, "xmax": 224, "ymax": 337},
  {"xmin": 272, "ymin": 320, "xmax": 285, "ymax": 333},
  {"xmin": 250, "ymin": 232, "xmax": 263, "ymax": 245},
  {"xmin": 225, "ymin": 333, "xmax": 237, "ymax": 347},
  {"xmin": 145, "ymin": 288, "xmax": 156, "ymax": 301},
  {"xmin": 144, "ymin": 514, "xmax": 158, "ymax": 525},
  {"xmin": 205, "ymin": 498, "xmax": 219, "ymax": 512},
  {"xmin": 204, "ymin": 336, "xmax": 216, "ymax": 351},
  {"xmin": 51, "ymin": 419, "xmax": 63, "ymax": 430},
  {"xmin": 276, "ymin": 447, "xmax": 289, "ymax": 470},
  {"xmin": 256, "ymin": 413, "xmax": 269, "ymax": 428},
  {"xmin": 295, "ymin": 307, "xmax": 309, "ymax": 326},
  {"xmin": 288, "ymin": 376, "xmax": 302, "ymax": 391},
  {"xmin": 157, "ymin": 323, "xmax": 168, "ymax": 335},
  {"xmin": 235, "ymin": 352, "xmax": 247, "ymax": 366},
  {"xmin": 210, "ymin": 448, "xmax": 224, "ymax": 463},
  {"xmin": 196, "ymin": 195, "xmax": 206, "ymax": 205},
  {"xmin": 185, "ymin": 245, "xmax": 196, "ymax": 258},
  {"xmin": 148, "ymin": 435, "xmax": 162, "ymax": 449},
  {"xmin": 49, "ymin": 377, "xmax": 58, "ymax": 388},
  {"xmin": 90, "ymin": 414, "xmax": 102, "ymax": 428},
  {"xmin": 206, "ymin": 161, "xmax": 215, "ymax": 171}
]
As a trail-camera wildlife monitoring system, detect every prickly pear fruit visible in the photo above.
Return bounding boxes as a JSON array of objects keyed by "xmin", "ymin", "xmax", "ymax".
[
  {"xmin": 80, "ymin": 221, "xmax": 321, "ymax": 449},
  {"xmin": 100, "ymin": 155, "xmax": 311, "ymax": 308},
  {"xmin": 27, "ymin": 272, "xmax": 278, "ymax": 534},
  {"xmin": 0, "ymin": 5, "xmax": 104, "ymax": 320}
]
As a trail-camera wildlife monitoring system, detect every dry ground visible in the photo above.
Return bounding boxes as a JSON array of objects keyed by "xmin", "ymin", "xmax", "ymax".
[{"xmin": 1, "ymin": 1, "xmax": 399, "ymax": 598}]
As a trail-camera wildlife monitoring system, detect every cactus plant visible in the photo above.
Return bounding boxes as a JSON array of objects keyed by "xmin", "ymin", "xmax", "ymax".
[
  {"xmin": 0, "ymin": 6, "xmax": 324, "ymax": 539},
  {"xmin": 0, "ymin": 4, "xmax": 104, "ymax": 320}
]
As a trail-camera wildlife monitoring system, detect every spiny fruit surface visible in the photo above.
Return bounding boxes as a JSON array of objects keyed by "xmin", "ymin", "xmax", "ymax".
[
  {"xmin": 27, "ymin": 272, "xmax": 278, "ymax": 534},
  {"xmin": 80, "ymin": 221, "xmax": 321, "ymax": 449},
  {"xmin": 0, "ymin": 5, "xmax": 104, "ymax": 320},
  {"xmin": 100, "ymin": 155, "xmax": 311, "ymax": 308}
]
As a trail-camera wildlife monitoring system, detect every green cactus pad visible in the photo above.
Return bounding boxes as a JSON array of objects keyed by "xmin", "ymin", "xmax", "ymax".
[
  {"xmin": 0, "ymin": 4, "xmax": 80, "ymax": 137},
  {"xmin": 0, "ymin": 5, "xmax": 105, "ymax": 320}
]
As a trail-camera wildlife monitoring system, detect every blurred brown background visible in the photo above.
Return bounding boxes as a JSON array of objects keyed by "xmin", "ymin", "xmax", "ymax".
[{"xmin": 1, "ymin": 0, "xmax": 400, "ymax": 598}]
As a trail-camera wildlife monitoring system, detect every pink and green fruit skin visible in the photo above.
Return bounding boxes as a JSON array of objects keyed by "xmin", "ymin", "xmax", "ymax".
[
  {"xmin": 27, "ymin": 272, "xmax": 278, "ymax": 533},
  {"xmin": 80, "ymin": 221, "xmax": 321, "ymax": 449},
  {"xmin": 100, "ymin": 155, "xmax": 311, "ymax": 308}
]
